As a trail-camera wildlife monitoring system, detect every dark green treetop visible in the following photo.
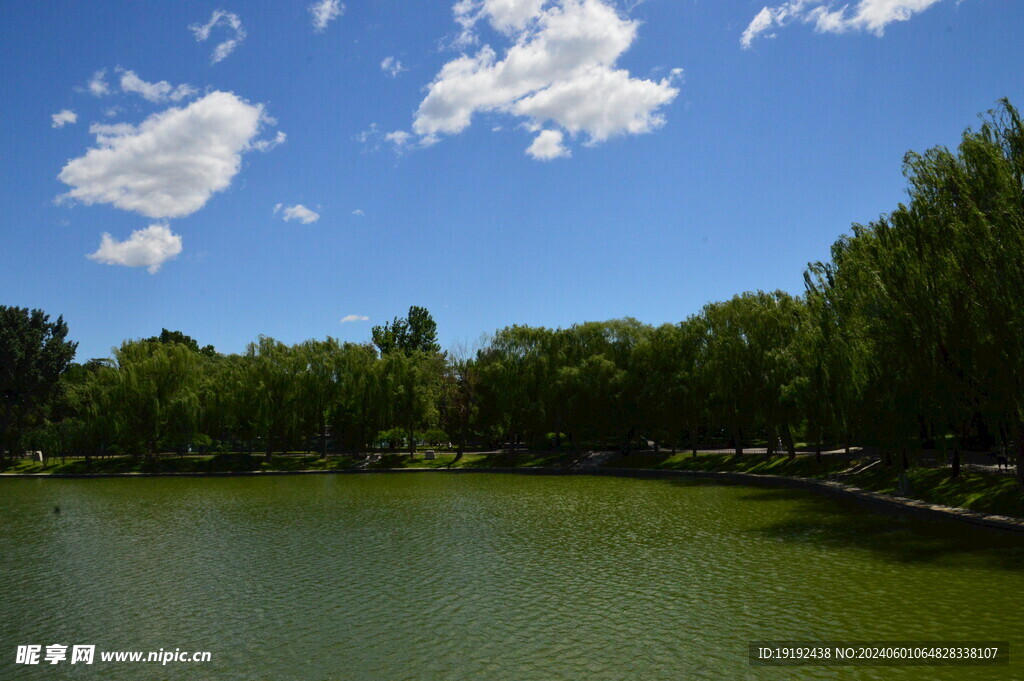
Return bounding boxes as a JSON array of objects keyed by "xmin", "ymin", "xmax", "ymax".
[
  {"xmin": 372, "ymin": 306, "xmax": 441, "ymax": 356},
  {"xmin": 0, "ymin": 306, "xmax": 78, "ymax": 451},
  {"xmin": 146, "ymin": 328, "xmax": 217, "ymax": 357}
]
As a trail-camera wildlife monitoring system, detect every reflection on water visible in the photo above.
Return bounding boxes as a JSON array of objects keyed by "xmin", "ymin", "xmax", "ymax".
[
  {"xmin": 1, "ymin": 473, "xmax": 1022, "ymax": 681},
  {"xmin": 732, "ymin": 484, "xmax": 1024, "ymax": 572}
]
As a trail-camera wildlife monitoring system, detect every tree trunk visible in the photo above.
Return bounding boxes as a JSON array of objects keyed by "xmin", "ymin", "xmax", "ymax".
[
  {"xmin": 5, "ymin": 432, "xmax": 21, "ymax": 463},
  {"xmin": 1015, "ymin": 424, "xmax": 1024, "ymax": 488},
  {"xmin": 450, "ymin": 419, "xmax": 467, "ymax": 469},
  {"xmin": 782, "ymin": 423, "xmax": 797, "ymax": 460},
  {"xmin": 1016, "ymin": 441, "xmax": 1024, "ymax": 487},
  {"xmin": 568, "ymin": 432, "xmax": 580, "ymax": 454},
  {"xmin": 320, "ymin": 416, "xmax": 328, "ymax": 458},
  {"xmin": 950, "ymin": 444, "xmax": 961, "ymax": 479}
]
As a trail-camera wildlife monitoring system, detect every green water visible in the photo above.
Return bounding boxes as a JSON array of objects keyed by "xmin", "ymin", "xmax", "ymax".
[{"xmin": 1, "ymin": 473, "xmax": 1022, "ymax": 680}]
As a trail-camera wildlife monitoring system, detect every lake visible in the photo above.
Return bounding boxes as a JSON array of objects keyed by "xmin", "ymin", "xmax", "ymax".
[{"xmin": 2, "ymin": 472, "xmax": 1022, "ymax": 680}]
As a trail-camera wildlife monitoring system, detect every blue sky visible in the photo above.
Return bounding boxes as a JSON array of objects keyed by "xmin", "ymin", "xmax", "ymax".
[{"xmin": 1, "ymin": 0, "xmax": 1022, "ymax": 361}]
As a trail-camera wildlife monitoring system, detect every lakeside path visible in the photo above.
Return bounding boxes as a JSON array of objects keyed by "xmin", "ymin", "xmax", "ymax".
[{"xmin": 5, "ymin": 464, "xmax": 1024, "ymax": 535}]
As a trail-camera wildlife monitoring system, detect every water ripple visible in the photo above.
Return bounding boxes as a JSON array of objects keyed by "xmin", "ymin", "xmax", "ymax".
[{"xmin": 1, "ymin": 474, "xmax": 1023, "ymax": 680}]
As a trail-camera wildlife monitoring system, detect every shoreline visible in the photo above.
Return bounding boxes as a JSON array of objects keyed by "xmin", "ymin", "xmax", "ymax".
[{"xmin": 5, "ymin": 464, "xmax": 1024, "ymax": 534}]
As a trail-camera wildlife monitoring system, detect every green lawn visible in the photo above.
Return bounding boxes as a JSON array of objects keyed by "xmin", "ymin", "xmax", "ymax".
[
  {"xmin": 0, "ymin": 453, "xmax": 359, "ymax": 475},
  {"xmin": 606, "ymin": 451, "xmax": 1024, "ymax": 519},
  {"xmin": 0, "ymin": 450, "xmax": 574, "ymax": 475},
  {"xmin": 608, "ymin": 450, "xmax": 852, "ymax": 477}
]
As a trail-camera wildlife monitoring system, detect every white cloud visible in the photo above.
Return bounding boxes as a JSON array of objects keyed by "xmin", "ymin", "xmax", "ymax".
[
  {"xmin": 119, "ymin": 69, "xmax": 196, "ymax": 103},
  {"xmin": 381, "ymin": 56, "xmax": 406, "ymax": 77},
  {"xmin": 87, "ymin": 223, "xmax": 183, "ymax": 274},
  {"xmin": 742, "ymin": 8, "xmax": 779, "ymax": 48},
  {"xmin": 352, "ymin": 209, "xmax": 365, "ymax": 216},
  {"xmin": 354, "ymin": 124, "xmax": 384, "ymax": 151},
  {"xmin": 453, "ymin": 0, "xmax": 547, "ymax": 43},
  {"xmin": 279, "ymin": 204, "xmax": 320, "ymax": 224},
  {"xmin": 190, "ymin": 10, "xmax": 246, "ymax": 63},
  {"xmin": 741, "ymin": 0, "xmax": 948, "ymax": 48},
  {"xmin": 515, "ymin": 66, "xmax": 682, "ymax": 142},
  {"xmin": 357, "ymin": 125, "xmax": 437, "ymax": 153},
  {"xmin": 88, "ymin": 70, "xmax": 110, "ymax": 96},
  {"xmin": 411, "ymin": 0, "xmax": 680, "ymax": 159},
  {"xmin": 58, "ymin": 91, "xmax": 271, "ymax": 219},
  {"xmin": 340, "ymin": 314, "xmax": 369, "ymax": 323},
  {"xmin": 252, "ymin": 130, "xmax": 287, "ymax": 152},
  {"xmin": 51, "ymin": 110, "xmax": 77, "ymax": 128},
  {"xmin": 310, "ymin": 0, "xmax": 344, "ymax": 31},
  {"xmin": 526, "ymin": 129, "xmax": 570, "ymax": 160},
  {"xmin": 385, "ymin": 130, "xmax": 413, "ymax": 147}
]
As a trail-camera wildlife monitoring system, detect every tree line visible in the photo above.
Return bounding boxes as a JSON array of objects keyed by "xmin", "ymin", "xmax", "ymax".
[{"xmin": 3, "ymin": 100, "xmax": 1024, "ymax": 484}]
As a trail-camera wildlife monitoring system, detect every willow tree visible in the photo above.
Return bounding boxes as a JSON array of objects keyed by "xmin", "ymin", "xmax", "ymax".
[
  {"xmin": 296, "ymin": 338, "xmax": 346, "ymax": 456},
  {"xmin": 245, "ymin": 337, "xmax": 304, "ymax": 459},
  {"xmin": 439, "ymin": 348, "xmax": 480, "ymax": 463},
  {"xmin": 110, "ymin": 340, "xmax": 202, "ymax": 459},
  {"xmin": 698, "ymin": 292, "xmax": 802, "ymax": 455},
  {"xmin": 807, "ymin": 100, "xmax": 1024, "ymax": 478},
  {"xmin": 631, "ymin": 320, "xmax": 708, "ymax": 454},
  {"xmin": 887, "ymin": 99, "xmax": 1024, "ymax": 480},
  {"xmin": 475, "ymin": 325, "xmax": 553, "ymax": 449},
  {"xmin": 381, "ymin": 350, "xmax": 442, "ymax": 456},
  {"xmin": 58, "ymin": 359, "xmax": 120, "ymax": 461},
  {"xmin": 331, "ymin": 343, "xmax": 384, "ymax": 453}
]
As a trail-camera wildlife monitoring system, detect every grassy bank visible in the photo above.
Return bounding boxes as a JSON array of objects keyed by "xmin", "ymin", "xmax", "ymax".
[
  {"xmin": 610, "ymin": 451, "xmax": 1024, "ymax": 519},
  {"xmin": 0, "ymin": 450, "xmax": 575, "ymax": 476},
  {"xmin": 4, "ymin": 450, "xmax": 1023, "ymax": 521}
]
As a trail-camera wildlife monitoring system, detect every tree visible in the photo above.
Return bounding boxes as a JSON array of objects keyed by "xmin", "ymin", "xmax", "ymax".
[
  {"xmin": 51, "ymin": 359, "xmax": 119, "ymax": 461},
  {"xmin": 0, "ymin": 306, "xmax": 77, "ymax": 460},
  {"xmin": 109, "ymin": 340, "xmax": 202, "ymax": 459},
  {"xmin": 244, "ymin": 337, "xmax": 304, "ymax": 459},
  {"xmin": 146, "ymin": 328, "xmax": 217, "ymax": 357},
  {"xmin": 329, "ymin": 343, "xmax": 382, "ymax": 453},
  {"xmin": 439, "ymin": 347, "xmax": 480, "ymax": 465},
  {"xmin": 697, "ymin": 292, "xmax": 801, "ymax": 455},
  {"xmin": 372, "ymin": 306, "xmax": 441, "ymax": 356},
  {"xmin": 633, "ymin": 321, "xmax": 705, "ymax": 454},
  {"xmin": 381, "ymin": 350, "xmax": 443, "ymax": 456}
]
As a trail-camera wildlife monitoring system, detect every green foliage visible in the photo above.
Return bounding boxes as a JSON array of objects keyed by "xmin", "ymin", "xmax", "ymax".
[
  {"xmin": 372, "ymin": 306, "xmax": 441, "ymax": 356},
  {"xmin": 110, "ymin": 339, "xmax": 203, "ymax": 456},
  {"xmin": 145, "ymin": 328, "xmax": 217, "ymax": 357},
  {"xmin": 0, "ymin": 306, "xmax": 77, "ymax": 457}
]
